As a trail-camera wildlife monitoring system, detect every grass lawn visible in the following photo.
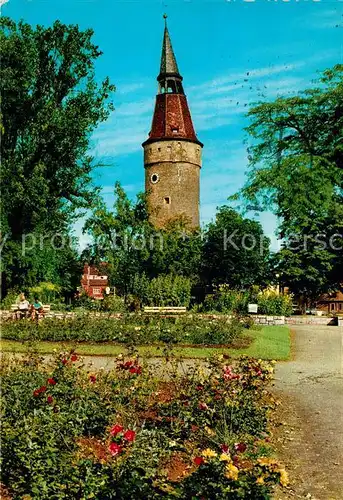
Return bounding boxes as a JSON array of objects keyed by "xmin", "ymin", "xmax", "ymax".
[{"xmin": 0, "ymin": 325, "xmax": 290, "ymax": 360}]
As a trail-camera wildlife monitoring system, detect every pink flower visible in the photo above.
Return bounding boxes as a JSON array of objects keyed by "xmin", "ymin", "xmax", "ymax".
[
  {"xmin": 198, "ymin": 402, "xmax": 209, "ymax": 411},
  {"xmin": 108, "ymin": 442, "xmax": 122, "ymax": 456},
  {"xmin": 221, "ymin": 444, "xmax": 229, "ymax": 453},
  {"xmin": 47, "ymin": 395, "xmax": 53, "ymax": 404},
  {"xmin": 123, "ymin": 430, "xmax": 136, "ymax": 442},
  {"xmin": 193, "ymin": 456, "xmax": 204, "ymax": 466},
  {"xmin": 110, "ymin": 424, "xmax": 124, "ymax": 436},
  {"xmin": 195, "ymin": 385, "xmax": 203, "ymax": 391},
  {"xmin": 89, "ymin": 375, "xmax": 96, "ymax": 383},
  {"xmin": 223, "ymin": 365, "xmax": 240, "ymax": 381}
]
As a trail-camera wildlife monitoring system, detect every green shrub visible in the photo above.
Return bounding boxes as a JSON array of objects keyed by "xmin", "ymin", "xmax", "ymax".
[
  {"xmin": 0, "ymin": 288, "xmax": 21, "ymax": 310},
  {"xmin": 1, "ymin": 352, "xmax": 286, "ymax": 499},
  {"xmin": 130, "ymin": 273, "xmax": 191, "ymax": 307},
  {"xmin": 202, "ymin": 286, "xmax": 293, "ymax": 316},
  {"xmin": 101, "ymin": 295, "xmax": 127, "ymax": 313},
  {"xmin": 1, "ymin": 315, "xmax": 247, "ymax": 346},
  {"xmin": 29, "ymin": 282, "xmax": 61, "ymax": 304},
  {"xmin": 256, "ymin": 291, "xmax": 293, "ymax": 316}
]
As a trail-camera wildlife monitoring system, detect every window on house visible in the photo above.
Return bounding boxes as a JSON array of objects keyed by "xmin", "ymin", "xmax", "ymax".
[
  {"xmin": 339, "ymin": 303, "xmax": 342, "ymax": 311},
  {"xmin": 331, "ymin": 303, "xmax": 335, "ymax": 311},
  {"xmin": 164, "ymin": 197, "xmax": 170, "ymax": 205}
]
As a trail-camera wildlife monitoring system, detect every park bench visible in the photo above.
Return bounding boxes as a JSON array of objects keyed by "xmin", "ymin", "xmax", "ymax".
[
  {"xmin": 11, "ymin": 304, "xmax": 51, "ymax": 319},
  {"xmin": 11, "ymin": 304, "xmax": 51, "ymax": 313},
  {"xmin": 143, "ymin": 306, "xmax": 187, "ymax": 314}
]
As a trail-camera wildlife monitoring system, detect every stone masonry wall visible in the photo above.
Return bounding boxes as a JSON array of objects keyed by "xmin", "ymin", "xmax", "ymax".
[{"xmin": 144, "ymin": 140, "xmax": 201, "ymax": 228}]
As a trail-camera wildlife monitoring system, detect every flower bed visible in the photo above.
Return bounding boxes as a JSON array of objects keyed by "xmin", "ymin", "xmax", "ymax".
[
  {"xmin": 1, "ymin": 351, "xmax": 288, "ymax": 498},
  {"xmin": 1, "ymin": 315, "xmax": 249, "ymax": 346}
]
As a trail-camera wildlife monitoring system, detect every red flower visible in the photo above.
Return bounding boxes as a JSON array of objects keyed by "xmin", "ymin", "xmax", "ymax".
[
  {"xmin": 198, "ymin": 402, "xmax": 208, "ymax": 411},
  {"xmin": 47, "ymin": 378, "xmax": 56, "ymax": 385},
  {"xmin": 33, "ymin": 385, "xmax": 47, "ymax": 397},
  {"xmin": 123, "ymin": 430, "xmax": 136, "ymax": 442},
  {"xmin": 110, "ymin": 424, "xmax": 124, "ymax": 436},
  {"xmin": 193, "ymin": 456, "xmax": 204, "ymax": 466},
  {"xmin": 124, "ymin": 360, "xmax": 134, "ymax": 368},
  {"xmin": 234, "ymin": 442, "xmax": 247, "ymax": 453},
  {"xmin": 47, "ymin": 395, "xmax": 53, "ymax": 404},
  {"xmin": 129, "ymin": 366, "xmax": 142, "ymax": 375},
  {"xmin": 195, "ymin": 385, "xmax": 203, "ymax": 391},
  {"xmin": 221, "ymin": 444, "xmax": 229, "ymax": 453},
  {"xmin": 61, "ymin": 359, "xmax": 68, "ymax": 365},
  {"xmin": 108, "ymin": 442, "xmax": 122, "ymax": 456},
  {"xmin": 89, "ymin": 375, "xmax": 96, "ymax": 383},
  {"xmin": 71, "ymin": 354, "xmax": 78, "ymax": 362}
]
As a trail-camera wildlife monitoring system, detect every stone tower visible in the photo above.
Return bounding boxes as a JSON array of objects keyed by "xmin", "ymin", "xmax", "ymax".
[{"xmin": 142, "ymin": 17, "xmax": 203, "ymax": 228}]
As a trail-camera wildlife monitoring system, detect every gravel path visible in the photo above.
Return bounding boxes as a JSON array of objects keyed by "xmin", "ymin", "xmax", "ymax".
[{"xmin": 273, "ymin": 325, "xmax": 343, "ymax": 500}]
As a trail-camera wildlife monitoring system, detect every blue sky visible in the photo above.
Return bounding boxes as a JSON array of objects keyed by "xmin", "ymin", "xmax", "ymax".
[{"xmin": 3, "ymin": 0, "xmax": 343, "ymax": 249}]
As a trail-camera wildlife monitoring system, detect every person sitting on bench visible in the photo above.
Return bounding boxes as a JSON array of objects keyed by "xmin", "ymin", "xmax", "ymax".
[
  {"xmin": 31, "ymin": 296, "xmax": 44, "ymax": 320},
  {"xmin": 15, "ymin": 293, "xmax": 30, "ymax": 319}
]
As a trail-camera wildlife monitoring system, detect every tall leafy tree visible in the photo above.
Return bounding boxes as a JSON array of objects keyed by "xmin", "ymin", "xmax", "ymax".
[
  {"xmin": 238, "ymin": 65, "xmax": 343, "ymax": 304},
  {"xmin": 202, "ymin": 206, "xmax": 271, "ymax": 289},
  {"xmin": 0, "ymin": 17, "xmax": 114, "ymax": 294},
  {"xmin": 83, "ymin": 183, "xmax": 203, "ymax": 294}
]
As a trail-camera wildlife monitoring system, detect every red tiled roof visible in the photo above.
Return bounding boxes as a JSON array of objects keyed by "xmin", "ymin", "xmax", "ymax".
[{"xmin": 145, "ymin": 93, "xmax": 201, "ymax": 145}]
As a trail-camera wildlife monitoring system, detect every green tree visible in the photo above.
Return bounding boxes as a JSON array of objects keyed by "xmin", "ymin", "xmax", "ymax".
[
  {"xmin": 83, "ymin": 183, "xmax": 203, "ymax": 294},
  {"xmin": 238, "ymin": 64, "xmax": 343, "ymax": 304},
  {"xmin": 202, "ymin": 206, "xmax": 271, "ymax": 289},
  {"xmin": 83, "ymin": 182, "xmax": 152, "ymax": 294},
  {"xmin": 0, "ymin": 17, "xmax": 114, "ymax": 295}
]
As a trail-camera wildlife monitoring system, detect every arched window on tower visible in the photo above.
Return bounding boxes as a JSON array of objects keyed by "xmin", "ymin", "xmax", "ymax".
[{"xmin": 166, "ymin": 79, "xmax": 177, "ymax": 93}]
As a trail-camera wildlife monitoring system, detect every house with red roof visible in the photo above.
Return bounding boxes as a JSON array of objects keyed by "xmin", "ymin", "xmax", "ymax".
[{"xmin": 80, "ymin": 263, "xmax": 109, "ymax": 299}]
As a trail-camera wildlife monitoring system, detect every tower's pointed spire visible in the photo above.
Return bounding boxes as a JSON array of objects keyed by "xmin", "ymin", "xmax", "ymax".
[{"xmin": 158, "ymin": 15, "xmax": 181, "ymax": 80}]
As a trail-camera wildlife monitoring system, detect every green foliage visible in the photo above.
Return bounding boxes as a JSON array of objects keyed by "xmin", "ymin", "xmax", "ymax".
[
  {"xmin": 202, "ymin": 206, "xmax": 271, "ymax": 289},
  {"xmin": 101, "ymin": 294, "xmax": 127, "ymax": 313},
  {"xmin": 1, "ymin": 352, "xmax": 285, "ymax": 498},
  {"xmin": 0, "ymin": 17, "xmax": 114, "ymax": 295},
  {"xmin": 83, "ymin": 183, "xmax": 203, "ymax": 294},
  {"xmin": 203, "ymin": 286, "xmax": 293, "ymax": 316},
  {"xmin": 1, "ymin": 315, "xmax": 247, "ymax": 346},
  {"xmin": 0, "ymin": 288, "xmax": 21, "ymax": 310},
  {"xmin": 238, "ymin": 64, "xmax": 343, "ymax": 302},
  {"xmin": 256, "ymin": 290, "xmax": 293, "ymax": 316},
  {"xmin": 29, "ymin": 282, "xmax": 61, "ymax": 303},
  {"xmin": 130, "ymin": 273, "xmax": 192, "ymax": 307}
]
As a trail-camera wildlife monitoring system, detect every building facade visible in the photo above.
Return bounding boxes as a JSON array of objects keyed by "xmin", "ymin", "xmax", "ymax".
[
  {"xmin": 142, "ymin": 17, "xmax": 203, "ymax": 228},
  {"xmin": 316, "ymin": 290, "xmax": 343, "ymax": 314},
  {"xmin": 80, "ymin": 264, "xmax": 109, "ymax": 300}
]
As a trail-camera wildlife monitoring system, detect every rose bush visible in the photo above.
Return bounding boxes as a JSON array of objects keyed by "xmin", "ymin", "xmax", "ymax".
[
  {"xmin": 1, "ymin": 314, "xmax": 248, "ymax": 345},
  {"xmin": 1, "ymin": 351, "xmax": 288, "ymax": 499}
]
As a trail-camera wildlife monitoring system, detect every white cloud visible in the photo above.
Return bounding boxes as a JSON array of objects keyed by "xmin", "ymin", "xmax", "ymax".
[
  {"xmin": 116, "ymin": 82, "xmax": 146, "ymax": 95},
  {"xmin": 304, "ymin": 8, "xmax": 343, "ymax": 29}
]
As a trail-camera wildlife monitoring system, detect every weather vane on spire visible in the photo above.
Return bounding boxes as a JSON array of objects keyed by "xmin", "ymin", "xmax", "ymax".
[{"xmin": 163, "ymin": 13, "xmax": 168, "ymax": 25}]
